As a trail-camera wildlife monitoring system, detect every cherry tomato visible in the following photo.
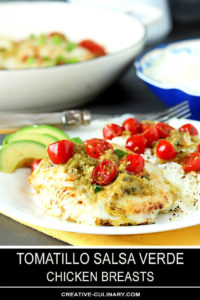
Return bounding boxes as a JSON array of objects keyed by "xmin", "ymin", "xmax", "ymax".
[
  {"xmin": 156, "ymin": 140, "xmax": 177, "ymax": 160},
  {"xmin": 47, "ymin": 140, "xmax": 74, "ymax": 164},
  {"xmin": 92, "ymin": 159, "xmax": 117, "ymax": 185},
  {"xmin": 79, "ymin": 39, "xmax": 106, "ymax": 56},
  {"xmin": 103, "ymin": 123, "xmax": 123, "ymax": 140},
  {"xmin": 125, "ymin": 153, "xmax": 144, "ymax": 174},
  {"xmin": 179, "ymin": 123, "xmax": 198, "ymax": 136},
  {"xmin": 143, "ymin": 125, "xmax": 160, "ymax": 147},
  {"xmin": 125, "ymin": 134, "xmax": 147, "ymax": 154},
  {"xmin": 141, "ymin": 123, "xmax": 152, "ymax": 132},
  {"xmin": 122, "ymin": 118, "xmax": 141, "ymax": 135},
  {"xmin": 198, "ymin": 144, "xmax": 200, "ymax": 152},
  {"xmin": 181, "ymin": 152, "xmax": 200, "ymax": 172},
  {"xmin": 30, "ymin": 159, "xmax": 42, "ymax": 172},
  {"xmin": 156, "ymin": 122, "xmax": 174, "ymax": 138},
  {"xmin": 86, "ymin": 138, "xmax": 113, "ymax": 159}
]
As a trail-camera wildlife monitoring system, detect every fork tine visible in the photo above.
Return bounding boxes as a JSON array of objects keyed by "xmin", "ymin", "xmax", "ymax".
[
  {"xmin": 180, "ymin": 112, "xmax": 192, "ymax": 119},
  {"xmin": 159, "ymin": 108, "xmax": 191, "ymax": 122},
  {"xmin": 147, "ymin": 101, "xmax": 189, "ymax": 121},
  {"xmin": 158, "ymin": 105, "xmax": 191, "ymax": 122},
  {"xmin": 155, "ymin": 101, "xmax": 189, "ymax": 120},
  {"xmin": 160, "ymin": 100, "xmax": 188, "ymax": 114}
]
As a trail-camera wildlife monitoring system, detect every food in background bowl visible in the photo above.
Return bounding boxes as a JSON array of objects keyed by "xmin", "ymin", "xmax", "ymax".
[
  {"xmin": 0, "ymin": 1, "xmax": 146, "ymax": 111},
  {"xmin": 0, "ymin": 32, "xmax": 106, "ymax": 70}
]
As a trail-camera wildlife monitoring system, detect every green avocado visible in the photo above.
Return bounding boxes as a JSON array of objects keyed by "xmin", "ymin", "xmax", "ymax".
[
  {"xmin": 2, "ymin": 133, "xmax": 58, "ymax": 147},
  {"xmin": 3, "ymin": 124, "xmax": 69, "ymax": 145},
  {"xmin": 0, "ymin": 140, "xmax": 47, "ymax": 173}
]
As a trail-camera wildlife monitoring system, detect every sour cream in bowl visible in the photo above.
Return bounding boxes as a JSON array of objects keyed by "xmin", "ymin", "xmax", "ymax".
[{"xmin": 135, "ymin": 39, "xmax": 200, "ymax": 121}]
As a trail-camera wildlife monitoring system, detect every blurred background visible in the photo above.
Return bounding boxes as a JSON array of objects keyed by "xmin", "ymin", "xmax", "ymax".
[
  {"xmin": 1, "ymin": 0, "xmax": 200, "ymax": 116},
  {"xmin": 67, "ymin": 0, "xmax": 200, "ymax": 115}
]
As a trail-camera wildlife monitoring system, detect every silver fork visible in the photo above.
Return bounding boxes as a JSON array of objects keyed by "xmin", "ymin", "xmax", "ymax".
[
  {"xmin": 0, "ymin": 100, "xmax": 191, "ymax": 134},
  {"xmin": 91, "ymin": 100, "xmax": 191, "ymax": 123},
  {"xmin": 132, "ymin": 100, "xmax": 191, "ymax": 122}
]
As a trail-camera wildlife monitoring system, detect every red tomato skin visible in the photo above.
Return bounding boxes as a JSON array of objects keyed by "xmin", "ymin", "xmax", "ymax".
[
  {"xmin": 47, "ymin": 140, "xmax": 74, "ymax": 164},
  {"xmin": 86, "ymin": 138, "xmax": 113, "ymax": 159},
  {"xmin": 125, "ymin": 134, "xmax": 147, "ymax": 154},
  {"xmin": 30, "ymin": 159, "xmax": 42, "ymax": 172},
  {"xmin": 79, "ymin": 39, "xmax": 106, "ymax": 56},
  {"xmin": 156, "ymin": 122, "xmax": 174, "ymax": 138},
  {"xmin": 125, "ymin": 153, "xmax": 145, "ymax": 174},
  {"xmin": 143, "ymin": 125, "xmax": 160, "ymax": 147},
  {"xmin": 103, "ymin": 123, "xmax": 123, "ymax": 140},
  {"xmin": 198, "ymin": 144, "xmax": 200, "ymax": 152},
  {"xmin": 181, "ymin": 152, "xmax": 200, "ymax": 172},
  {"xmin": 156, "ymin": 140, "xmax": 177, "ymax": 160},
  {"xmin": 179, "ymin": 123, "xmax": 198, "ymax": 136},
  {"xmin": 141, "ymin": 123, "xmax": 151, "ymax": 132},
  {"xmin": 122, "ymin": 118, "xmax": 141, "ymax": 135},
  {"xmin": 92, "ymin": 159, "xmax": 117, "ymax": 185}
]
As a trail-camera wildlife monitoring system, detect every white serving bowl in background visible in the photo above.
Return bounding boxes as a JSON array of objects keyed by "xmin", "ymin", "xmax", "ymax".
[{"xmin": 0, "ymin": 1, "xmax": 146, "ymax": 112}]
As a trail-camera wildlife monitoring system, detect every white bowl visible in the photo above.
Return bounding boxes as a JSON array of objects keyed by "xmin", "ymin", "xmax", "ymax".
[{"xmin": 0, "ymin": 1, "xmax": 146, "ymax": 112}]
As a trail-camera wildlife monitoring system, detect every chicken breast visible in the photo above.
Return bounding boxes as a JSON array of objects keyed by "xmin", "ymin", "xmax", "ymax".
[{"xmin": 29, "ymin": 144, "xmax": 178, "ymax": 226}]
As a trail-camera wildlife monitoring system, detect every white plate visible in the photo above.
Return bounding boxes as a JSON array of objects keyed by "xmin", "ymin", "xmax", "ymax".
[{"xmin": 0, "ymin": 116, "xmax": 200, "ymax": 235}]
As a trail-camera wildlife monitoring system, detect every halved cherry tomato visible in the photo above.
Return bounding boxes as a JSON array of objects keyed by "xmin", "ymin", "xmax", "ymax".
[
  {"xmin": 181, "ymin": 152, "xmax": 200, "ymax": 172},
  {"xmin": 179, "ymin": 123, "xmax": 198, "ymax": 136},
  {"xmin": 143, "ymin": 125, "xmax": 160, "ymax": 147},
  {"xmin": 103, "ymin": 123, "xmax": 123, "ymax": 140},
  {"xmin": 125, "ymin": 153, "xmax": 144, "ymax": 174},
  {"xmin": 156, "ymin": 122, "xmax": 174, "ymax": 138},
  {"xmin": 47, "ymin": 140, "xmax": 74, "ymax": 164},
  {"xmin": 86, "ymin": 138, "xmax": 113, "ymax": 159},
  {"xmin": 79, "ymin": 39, "xmax": 106, "ymax": 56},
  {"xmin": 125, "ymin": 134, "xmax": 147, "ymax": 154},
  {"xmin": 92, "ymin": 159, "xmax": 117, "ymax": 185},
  {"xmin": 141, "ymin": 123, "xmax": 152, "ymax": 132},
  {"xmin": 122, "ymin": 118, "xmax": 141, "ymax": 135},
  {"xmin": 30, "ymin": 159, "xmax": 42, "ymax": 172},
  {"xmin": 198, "ymin": 144, "xmax": 200, "ymax": 152},
  {"xmin": 156, "ymin": 140, "xmax": 177, "ymax": 160}
]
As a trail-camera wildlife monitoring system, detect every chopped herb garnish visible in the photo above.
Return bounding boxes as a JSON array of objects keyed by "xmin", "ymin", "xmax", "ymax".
[
  {"xmin": 142, "ymin": 174, "xmax": 150, "ymax": 181},
  {"xmin": 71, "ymin": 137, "xmax": 83, "ymax": 144},
  {"xmin": 43, "ymin": 56, "xmax": 50, "ymax": 61},
  {"xmin": 26, "ymin": 56, "xmax": 36, "ymax": 65},
  {"xmin": 49, "ymin": 61, "xmax": 57, "ymax": 67},
  {"xmin": 93, "ymin": 184, "xmax": 104, "ymax": 193},
  {"xmin": 65, "ymin": 57, "xmax": 79, "ymax": 64},
  {"xmin": 54, "ymin": 55, "xmax": 65, "ymax": 65},
  {"xmin": 66, "ymin": 42, "xmax": 76, "ymax": 52},
  {"xmin": 29, "ymin": 34, "xmax": 35, "ymax": 40},
  {"xmin": 37, "ymin": 34, "xmax": 46, "ymax": 45},
  {"xmin": 52, "ymin": 35, "xmax": 63, "ymax": 45},
  {"xmin": 114, "ymin": 149, "xmax": 128, "ymax": 159}
]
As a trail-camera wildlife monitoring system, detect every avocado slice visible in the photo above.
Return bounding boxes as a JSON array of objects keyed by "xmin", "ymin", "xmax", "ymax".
[
  {"xmin": 2, "ymin": 133, "xmax": 58, "ymax": 146},
  {"xmin": 3, "ymin": 124, "xmax": 69, "ymax": 145},
  {"xmin": 0, "ymin": 140, "xmax": 47, "ymax": 173}
]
